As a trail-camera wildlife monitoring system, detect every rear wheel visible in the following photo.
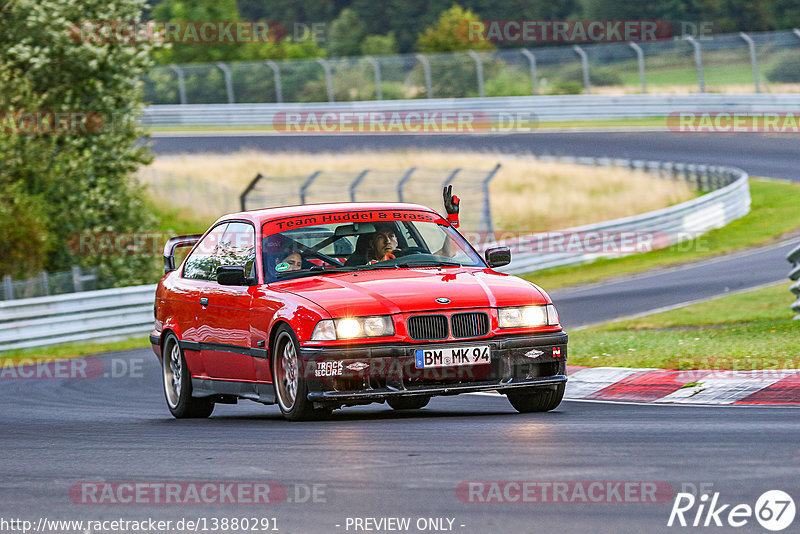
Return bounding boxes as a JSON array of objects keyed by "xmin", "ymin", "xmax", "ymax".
[
  {"xmin": 162, "ymin": 334, "xmax": 214, "ymax": 418},
  {"xmin": 507, "ymin": 383, "xmax": 565, "ymax": 413},
  {"xmin": 272, "ymin": 326, "xmax": 331, "ymax": 421},
  {"xmin": 387, "ymin": 396, "xmax": 430, "ymax": 410}
]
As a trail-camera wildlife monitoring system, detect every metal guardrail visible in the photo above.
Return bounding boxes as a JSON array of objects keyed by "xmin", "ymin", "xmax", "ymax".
[
  {"xmin": 1, "ymin": 158, "xmax": 750, "ymax": 351},
  {"xmin": 0, "ymin": 285, "xmax": 156, "ymax": 352},
  {"xmin": 141, "ymin": 93, "xmax": 800, "ymax": 127},
  {"xmin": 788, "ymin": 244, "xmax": 800, "ymax": 319},
  {"xmin": 491, "ymin": 156, "xmax": 750, "ymax": 274}
]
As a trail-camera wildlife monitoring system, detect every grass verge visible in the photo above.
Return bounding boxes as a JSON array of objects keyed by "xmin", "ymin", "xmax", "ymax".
[
  {"xmin": 0, "ymin": 336, "xmax": 150, "ymax": 362},
  {"xmin": 526, "ymin": 178, "xmax": 800, "ymax": 290},
  {"xmin": 569, "ymin": 283, "xmax": 800, "ymax": 370}
]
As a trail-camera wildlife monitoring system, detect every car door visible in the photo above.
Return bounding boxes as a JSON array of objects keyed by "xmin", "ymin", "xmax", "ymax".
[
  {"xmin": 177, "ymin": 223, "xmax": 230, "ymax": 377},
  {"xmin": 197, "ymin": 221, "xmax": 259, "ymax": 382}
]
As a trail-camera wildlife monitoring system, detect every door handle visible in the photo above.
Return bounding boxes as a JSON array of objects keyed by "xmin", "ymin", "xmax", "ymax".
[{"xmin": 200, "ymin": 297, "xmax": 209, "ymax": 306}]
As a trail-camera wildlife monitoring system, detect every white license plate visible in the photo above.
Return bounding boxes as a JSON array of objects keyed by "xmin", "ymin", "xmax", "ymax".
[{"xmin": 414, "ymin": 345, "xmax": 491, "ymax": 369}]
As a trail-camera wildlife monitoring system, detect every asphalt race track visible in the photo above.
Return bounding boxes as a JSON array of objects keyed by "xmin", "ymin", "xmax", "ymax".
[
  {"xmin": 552, "ymin": 239, "xmax": 799, "ymax": 328},
  {"xmin": 1, "ymin": 132, "xmax": 798, "ymax": 533},
  {"xmin": 148, "ymin": 131, "xmax": 800, "ymax": 181},
  {"xmin": 1, "ymin": 351, "xmax": 798, "ymax": 533}
]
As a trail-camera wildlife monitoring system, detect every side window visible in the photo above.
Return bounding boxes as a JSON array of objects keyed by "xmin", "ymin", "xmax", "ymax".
[
  {"xmin": 183, "ymin": 223, "xmax": 229, "ymax": 281},
  {"xmin": 219, "ymin": 222, "xmax": 256, "ymax": 276}
]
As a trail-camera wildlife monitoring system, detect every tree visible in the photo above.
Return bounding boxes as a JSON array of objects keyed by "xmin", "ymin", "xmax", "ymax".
[
  {"xmin": 151, "ymin": 0, "xmax": 243, "ymax": 63},
  {"xmin": 361, "ymin": 33, "xmax": 398, "ymax": 55},
  {"xmin": 416, "ymin": 4, "xmax": 495, "ymax": 52},
  {"xmin": 0, "ymin": 0, "xmax": 158, "ymax": 286},
  {"xmin": 327, "ymin": 8, "xmax": 367, "ymax": 56}
]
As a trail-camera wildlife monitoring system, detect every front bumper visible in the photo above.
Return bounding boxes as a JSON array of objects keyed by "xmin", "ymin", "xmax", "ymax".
[{"xmin": 299, "ymin": 331, "xmax": 567, "ymax": 404}]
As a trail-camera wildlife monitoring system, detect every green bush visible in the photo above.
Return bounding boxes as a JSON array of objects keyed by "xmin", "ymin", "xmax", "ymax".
[
  {"xmin": 547, "ymin": 80, "xmax": 584, "ymax": 95},
  {"xmin": 558, "ymin": 63, "xmax": 623, "ymax": 86},
  {"xmin": 766, "ymin": 53, "xmax": 800, "ymax": 83},
  {"xmin": 485, "ymin": 69, "xmax": 533, "ymax": 97}
]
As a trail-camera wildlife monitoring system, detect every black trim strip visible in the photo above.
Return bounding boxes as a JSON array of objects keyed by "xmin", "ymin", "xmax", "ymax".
[
  {"xmin": 149, "ymin": 333, "xmax": 160, "ymax": 346},
  {"xmin": 178, "ymin": 340, "xmax": 201, "ymax": 351},
  {"xmin": 178, "ymin": 340, "xmax": 268, "ymax": 360}
]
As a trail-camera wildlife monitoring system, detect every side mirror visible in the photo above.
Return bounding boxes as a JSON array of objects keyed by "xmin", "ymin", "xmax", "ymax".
[
  {"xmin": 485, "ymin": 247, "xmax": 511, "ymax": 268},
  {"xmin": 217, "ymin": 265, "xmax": 248, "ymax": 286}
]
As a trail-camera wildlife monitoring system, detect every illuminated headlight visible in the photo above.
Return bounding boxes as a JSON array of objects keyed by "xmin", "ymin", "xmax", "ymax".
[
  {"xmin": 311, "ymin": 316, "xmax": 394, "ymax": 340},
  {"xmin": 498, "ymin": 305, "xmax": 560, "ymax": 328}
]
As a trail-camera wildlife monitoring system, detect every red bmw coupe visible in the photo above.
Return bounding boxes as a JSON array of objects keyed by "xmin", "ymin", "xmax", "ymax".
[{"xmin": 150, "ymin": 202, "xmax": 567, "ymax": 421}]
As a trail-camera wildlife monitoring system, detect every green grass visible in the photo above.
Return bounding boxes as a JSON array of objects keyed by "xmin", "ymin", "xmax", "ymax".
[
  {"xmin": 570, "ymin": 283, "xmax": 800, "ymax": 370},
  {"xmin": 526, "ymin": 179, "xmax": 800, "ymax": 290},
  {"xmin": 0, "ymin": 336, "xmax": 150, "ymax": 362},
  {"xmin": 618, "ymin": 63, "xmax": 759, "ymax": 88}
]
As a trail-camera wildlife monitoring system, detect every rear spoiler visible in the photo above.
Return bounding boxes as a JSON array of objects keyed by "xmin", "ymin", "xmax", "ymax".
[{"xmin": 163, "ymin": 234, "xmax": 203, "ymax": 273}]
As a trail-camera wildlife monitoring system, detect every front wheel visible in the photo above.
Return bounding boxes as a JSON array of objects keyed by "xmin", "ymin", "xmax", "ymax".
[
  {"xmin": 162, "ymin": 334, "xmax": 214, "ymax": 419},
  {"xmin": 271, "ymin": 326, "xmax": 331, "ymax": 421},
  {"xmin": 507, "ymin": 383, "xmax": 565, "ymax": 413}
]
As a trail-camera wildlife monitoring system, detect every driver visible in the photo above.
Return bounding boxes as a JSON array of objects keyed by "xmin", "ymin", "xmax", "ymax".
[{"xmin": 367, "ymin": 224, "xmax": 401, "ymax": 264}]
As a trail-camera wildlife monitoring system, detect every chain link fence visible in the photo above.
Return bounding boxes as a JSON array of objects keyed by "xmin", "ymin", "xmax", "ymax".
[
  {"xmin": 143, "ymin": 30, "xmax": 800, "ymax": 105},
  {"xmin": 1, "ymin": 266, "xmax": 98, "ymax": 301},
  {"xmin": 241, "ymin": 166, "xmax": 502, "ymax": 233}
]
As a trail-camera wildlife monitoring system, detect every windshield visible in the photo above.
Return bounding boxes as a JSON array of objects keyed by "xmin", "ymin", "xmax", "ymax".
[{"xmin": 261, "ymin": 209, "xmax": 484, "ymax": 282}]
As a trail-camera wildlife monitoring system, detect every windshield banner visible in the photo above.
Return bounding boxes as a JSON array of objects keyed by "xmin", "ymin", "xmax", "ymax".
[{"xmin": 262, "ymin": 210, "xmax": 446, "ymax": 235}]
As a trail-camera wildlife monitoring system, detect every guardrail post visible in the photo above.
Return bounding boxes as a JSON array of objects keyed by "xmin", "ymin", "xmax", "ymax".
[
  {"xmin": 39, "ymin": 271, "xmax": 49, "ymax": 296},
  {"xmin": 396, "ymin": 167, "xmax": 417, "ymax": 202},
  {"xmin": 350, "ymin": 169, "xmax": 370, "ymax": 202},
  {"xmin": 265, "ymin": 60, "xmax": 283, "ymax": 103},
  {"xmin": 316, "ymin": 58, "xmax": 335, "ymax": 102},
  {"xmin": 520, "ymin": 49, "xmax": 538, "ymax": 95},
  {"xmin": 685, "ymin": 36, "xmax": 705, "ymax": 93},
  {"xmin": 2, "ymin": 274, "xmax": 13, "ymax": 300},
  {"xmin": 364, "ymin": 56, "xmax": 383, "ymax": 100},
  {"xmin": 572, "ymin": 45, "xmax": 591, "ymax": 94},
  {"xmin": 628, "ymin": 42, "xmax": 647, "ymax": 93},
  {"xmin": 240, "ymin": 173, "xmax": 264, "ymax": 211},
  {"xmin": 71, "ymin": 266, "xmax": 83, "ymax": 292},
  {"xmin": 300, "ymin": 170, "xmax": 322, "ymax": 204},
  {"xmin": 480, "ymin": 164, "xmax": 502, "ymax": 235},
  {"xmin": 787, "ymin": 243, "xmax": 800, "ymax": 319},
  {"xmin": 415, "ymin": 53, "xmax": 433, "ymax": 99},
  {"xmin": 466, "ymin": 50, "xmax": 485, "ymax": 98},
  {"xmin": 168, "ymin": 65, "xmax": 187, "ymax": 105},
  {"xmin": 216, "ymin": 62, "xmax": 235, "ymax": 104},
  {"xmin": 738, "ymin": 32, "xmax": 760, "ymax": 93}
]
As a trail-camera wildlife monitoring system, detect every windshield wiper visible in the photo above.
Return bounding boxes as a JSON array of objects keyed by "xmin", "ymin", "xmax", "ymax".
[{"xmin": 395, "ymin": 260, "xmax": 461, "ymax": 268}]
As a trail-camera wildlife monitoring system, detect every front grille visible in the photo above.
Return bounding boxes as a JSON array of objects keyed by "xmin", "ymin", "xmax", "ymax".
[
  {"xmin": 451, "ymin": 312, "xmax": 490, "ymax": 338},
  {"xmin": 407, "ymin": 314, "xmax": 448, "ymax": 340}
]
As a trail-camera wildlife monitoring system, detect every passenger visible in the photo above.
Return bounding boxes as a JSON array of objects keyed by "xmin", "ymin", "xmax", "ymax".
[{"xmin": 275, "ymin": 250, "xmax": 302, "ymax": 272}]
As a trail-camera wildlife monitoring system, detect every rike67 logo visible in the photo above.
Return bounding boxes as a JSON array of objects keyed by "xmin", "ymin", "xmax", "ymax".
[{"xmin": 668, "ymin": 490, "xmax": 795, "ymax": 531}]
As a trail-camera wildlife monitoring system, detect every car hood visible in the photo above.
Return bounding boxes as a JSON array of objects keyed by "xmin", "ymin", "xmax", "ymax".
[{"xmin": 269, "ymin": 267, "xmax": 548, "ymax": 317}]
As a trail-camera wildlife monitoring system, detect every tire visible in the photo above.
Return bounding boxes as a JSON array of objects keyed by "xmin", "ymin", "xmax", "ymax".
[
  {"xmin": 271, "ymin": 325, "xmax": 331, "ymax": 421},
  {"xmin": 387, "ymin": 396, "xmax": 430, "ymax": 410},
  {"xmin": 506, "ymin": 383, "xmax": 565, "ymax": 413},
  {"xmin": 162, "ymin": 334, "xmax": 214, "ymax": 419}
]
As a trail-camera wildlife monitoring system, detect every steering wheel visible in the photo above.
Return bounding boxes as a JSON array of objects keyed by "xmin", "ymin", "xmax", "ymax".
[{"xmin": 394, "ymin": 247, "xmax": 427, "ymax": 257}]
